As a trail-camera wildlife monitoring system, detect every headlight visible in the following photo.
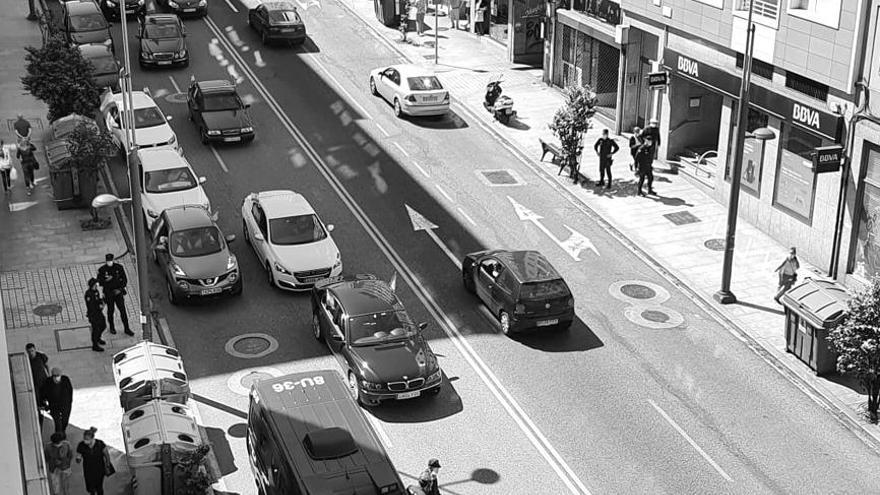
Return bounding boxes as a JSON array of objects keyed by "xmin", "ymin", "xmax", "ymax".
[
  {"xmin": 168, "ymin": 134, "xmax": 176, "ymax": 146},
  {"xmin": 168, "ymin": 0, "xmax": 178, "ymax": 6},
  {"xmin": 177, "ymin": 49, "xmax": 187, "ymax": 58},
  {"xmin": 105, "ymin": 0, "xmax": 116, "ymax": 6},
  {"xmin": 137, "ymin": 0, "xmax": 144, "ymax": 4},
  {"xmin": 332, "ymin": 252, "xmax": 341, "ymax": 268},
  {"xmin": 147, "ymin": 209, "xmax": 158, "ymax": 218},
  {"xmin": 198, "ymin": 0, "xmax": 206, "ymax": 5},
  {"xmin": 142, "ymin": 52, "xmax": 153, "ymax": 59},
  {"xmin": 274, "ymin": 262, "xmax": 290, "ymax": 275},
  {"xmin": 360, "ymin": 380, "xmax": 383, "ymax": 391},
  {"xmin": 240, "ymin": 126, "xmax": 253, "ymax": 133},
  {"xmin": 427, "ymin": 369, "xmax": 441, "ymax": 383},
  {"xmin": 207, "ymin": 129, "xmax": 221, "ymax": 136},
  {"xmin": 172, "ymin": 263, "xmax": 186, "ymax": 277},
  {"xmin": 227, "ymin": 255, "xmax": 237, "ymax": 270}
]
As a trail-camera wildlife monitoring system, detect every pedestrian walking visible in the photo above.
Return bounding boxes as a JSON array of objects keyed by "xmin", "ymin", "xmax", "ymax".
[
  {"xmin": 628, "ymin": 126, "xmax": 642, "ymax": 173},
  {"xmin": 42, "ymin": 367, "xmax": 73, "ymax": 434},
  {"xmin": 636, "ymin": 136, "xmax": 656, "ymax": 196},
  {"xmin": 97, "ymin": 253, "xmax": 133, "ymax": 336},
  {"xmin": 476, "ymin": 0, "xmax": 488, "ymax": 34},
  {"xmin": 85, "ymin": 278, "xmax": 107, "ymax": 352},
  {"xmin": 774, "ymin": 247, "xmax": 800, "ymax": 303},
  {"xmin": 26, "ymin": 343, "xmax": 50, "ymax": 425},
  {"xmin": 13, "ymin": 114, "xmax": 32, "ymax": 149},
  {"xmin": 0, "ymin": 141, "xmax": 13, "ymax": 193},
  {"xmin": 594, "ymin": 129, "xmax": 619, "ymax": 189},
  {"xmin": 415, "ymin": 0, "xmax": 427, "ymax": 35},
  {"xmin": 76, "ymin": 427, "xmax": 114, "ymax": 495},
  {"xmin": 46, "ymin": 432, "xmax": 73, "ymax": 495},
  {"xmin": 643, "ymin": 119, "xmax": 661, "ymax": 159},
  {"xmin": 16, "ymin": 141, "xmax": 39, "ymax": 196},
  {"xmin": 448, "ymin": 0, "xmax": 462, "ymax": 29},
  {"xmin": 417, "ymin": 458, "xmax": 441, "ymax": 495}
]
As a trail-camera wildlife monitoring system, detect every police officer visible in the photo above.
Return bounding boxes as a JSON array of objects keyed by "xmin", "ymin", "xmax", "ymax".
[
  {"xmin": 84, "ymin": 278, "xmax": 107, "ymax": 352},
  {"xmin": 97, "ymin": 253, "xmax": 133, "ymax": 336}
]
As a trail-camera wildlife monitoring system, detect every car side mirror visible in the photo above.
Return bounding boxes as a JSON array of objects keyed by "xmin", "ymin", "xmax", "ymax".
[
  {"xmin": 330, "ymin": 332, "xmax": 344, "ymax": 342},
  {"xmin": 198, "ymin": 176, "xmax": 207, "ymax": 184},
  {"xmin": 326, "ymin": 224, "xmax": 335, "ymax": 232},
  {"xmin": 253, "ymin": 231, "xmax": 264, "ymax": 242},
  {"xmin": 165, "ymin": 115, "xmax": 173, "ymax": 122},
  {"xmin": 154, "ymin": 244, "xmax": 167, "ymax": 253},
  {"xmin": 244, "ymin": 103, "xmax": 251, "ymax": 109},
  {"xmin": 418, "ymin": 322, "xmax": 428, "ymax": 330},
  {"xmin": 225, "ymin": 234, "xmax": 237, "ymax": 243}
]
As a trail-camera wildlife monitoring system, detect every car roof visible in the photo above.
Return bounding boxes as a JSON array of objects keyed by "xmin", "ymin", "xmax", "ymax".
[
  {"xmin": 491, "ymin": 250, "xmax": 562, "ymax": 283},
  {"xmin": 78, "ymin": 43, "xmax": 113, "ymax": 57},
  {"xmin": 262, "ymin": 1, "xmax": 297, "ymax": 11},
  {"xmin": 163, "ymin": 205, "xmax": 214, "ymax": 230},
  {"xmin": 106, "ymin": 91, "xmax": 159, "ymax": 110},
  {"xmin": 66, "ymin": 1, "xmax": 101, "ymax": 14},
  {"xmin": 143, "ymin": 13, "xmax": 180, "ymax": 23},
  {"xmin": 138, "ymin": 148, "xmax": 190, "ymax": 171},
  {"xmin": 328, "ymin": 277, "xmax": 405, "ymax": 317},
  {"xmin": 195, "ymin": 80, "xmax": 237, "ymax": 93},
  {"xmin": 255, "ymin": 190, "xmax": 315, "ymax": 219}
]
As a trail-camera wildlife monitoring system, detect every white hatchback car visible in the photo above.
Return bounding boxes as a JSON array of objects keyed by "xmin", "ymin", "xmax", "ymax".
[
  {"xmin": 369, "ymin": 64, "xmax": 449, "ymax": 117},
  {"xmin": 241, "ymin": 190, "xmax": 342, "ymax": 291},
  {"xmin": 100, "ymin": 89, "xmax": 178, "ymax": 153},
  {"xmin": 138, "ymin": 148, "xmax": 210, "ymax": 228}
]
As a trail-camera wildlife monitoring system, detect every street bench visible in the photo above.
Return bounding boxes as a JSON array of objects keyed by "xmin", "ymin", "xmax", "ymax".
[{"xmin": 539, "ymin": 138, "xmax": 581, "ymax": 178}]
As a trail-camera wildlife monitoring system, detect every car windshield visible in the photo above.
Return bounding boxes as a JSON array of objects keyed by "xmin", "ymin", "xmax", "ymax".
[
  {"xmin": 169, "ymin": 227, "xmax": 223, "ymax": 257},
  {"xmin": 123, "ymin": 107, "xmax": 166, "ymax": 128},
  {"xmin": 519, "ymin": 280, "xmax": 569, "ymax": 300},
  {"xmin": 145, "ymin": 23, "xmax": 181, "ymax": 39},
  {"xmin": 87, "ymin": 55, "xmax": 117, "ymax": 75},
  {"xmin": 268, "ymin": 10, "xmax": 300, "ymax": 23},
  {"xmin": 70, "ymin": 13, "xmax": 108, "ymax": 31},
  {"xmin": 407, "ymin": 76, "xmax": 443, "ymax": 91},
  {"xmin": 268, "ymin": 214, "xmax": 326, "ymax": 245},
  {"xmin": 145, "ymin": 167, "xmax": 196, "ymax": 193},
  {"xmin": 202, "ymin": 93, "xmax": 241, "ymax": 112},
  {"xmin": 349, "ymin": 311, "xmax": 414, "ymax": 345}
]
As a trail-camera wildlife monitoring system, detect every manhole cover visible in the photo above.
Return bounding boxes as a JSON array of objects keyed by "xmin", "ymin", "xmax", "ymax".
[
  {"xmin": 624, "ymin": 305, "xmax": 684, "ymax": 329},
  {"xmin": 225, "ymin": 333, "xmax": 279, "ymax": 359},
  {"xmin": 164, "ymin": 93, "xmax": 188, "ymax": 104},
  {"xmin": 33, "ymin": 303, "xmax": 63, "ymax": 317},
  {"xmin": 620, "ymin": 284, "xmax": 656, "ymax": 300},
  {"xmin": 233, "ymin": 336, "xmax": 270, "ymax": 355},
  {"xmin": 641, "ymin": 310, "xmax": 670, "ymax": 323},
  {"xmin": 663, "ymin": 211, "xmax": 701, "ymax": 225},
  {"xmin": 704, "ymin": 238, "xmax": 726, "ymax": 251},
  {"xmin": 476, "ymin": 169, "xmax": 524, "ymax": 186}
]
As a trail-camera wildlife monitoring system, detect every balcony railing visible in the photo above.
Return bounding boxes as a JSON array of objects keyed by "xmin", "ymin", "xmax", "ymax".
[
  {"xmin": 737, "ymin": 0, "xmax": 779, "ymax": 21},
  {"xmin": 570, "ymin": 0, "xmax": 621, "ymax": 25}
]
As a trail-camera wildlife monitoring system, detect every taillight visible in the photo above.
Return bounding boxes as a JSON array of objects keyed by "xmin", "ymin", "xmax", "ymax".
[
  {"xmin": 514, "ymin": 303, "xmax": 525, "ymax": 315},
  {"xmin": 567, "ymin": 297, "xmax": 574, "ymax": 308},
  {"xmin": 406, "ymin": 95, "xmax": 417, "ymax": 103},
  {"xmin": 442, "ymin": 92, "xmax": 449, "ymax": 102}
]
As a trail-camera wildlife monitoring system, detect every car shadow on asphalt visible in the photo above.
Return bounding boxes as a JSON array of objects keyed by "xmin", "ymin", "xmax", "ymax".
[
  {"xmin": 511, "ymin": 318, "xmax": 604, "ymax": 353},
  {"xmin": 368, "ymin": 374, "xmax": 464, "ymax": 423},
  {"xmin": 404, "ymin": 110, "xmax": 469, "ymax": 130}
]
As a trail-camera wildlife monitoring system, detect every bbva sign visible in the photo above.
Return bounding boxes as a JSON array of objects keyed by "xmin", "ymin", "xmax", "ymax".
[
  {"xmin": 677, "ymin": 56, "xmax": 699, "ymax": 78},
  {"xmin": 793, "ymin": 103, "xmax": 821, "ymax": 129}
]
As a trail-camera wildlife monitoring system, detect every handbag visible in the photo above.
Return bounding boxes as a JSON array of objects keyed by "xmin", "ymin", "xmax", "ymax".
[
  {"xmin": 9, "ymin": 167, "xmax": 18, "ymax": 182},
  {"xmin": 103, "ymin": 455, "xmax": 116, "ymax": 477}
]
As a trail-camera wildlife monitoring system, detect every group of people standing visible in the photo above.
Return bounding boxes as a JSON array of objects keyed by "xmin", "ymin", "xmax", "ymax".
[
  {"xmin": 86, "ymin": 253, "xmax": 134, "ymax": 352},
  {"xmin": 405, "ymin": 0, "xmax": 487, "ymax": 36},
  {"xmin": 586, "ymin": 120, "xmax": 661, "ymax": 196},
  {"xmin": 0, "ymin": 114, "xmax": 41, "ymax": 196}
]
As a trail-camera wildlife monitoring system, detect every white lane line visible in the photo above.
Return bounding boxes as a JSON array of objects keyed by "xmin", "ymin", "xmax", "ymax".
[
  {"xmin": 209, "ymin": 145, "xmax": 230, "ymax": 173},
  {"xmin": 648, "ymin": 399, "xmax": 733, "ymax": 482},
  {"xmin": 203, "ymin": 19, "xmax": 592, "ymax": 494},
  {"xmin": 392, "ymin": 142, "xmax": 410, "ymax": 157},
  {"xmin": 168, "ymin": 75, "xmax": 182, "ymax": 93},
  {"xmin": 307, "ymin": 54, "xmax": 374, "ymax": 120},
  {"xmin": 365, "ymin": 413, "xmax": 394, "ymax": 449},
  {"xmin": 375, "ymin": 122, "xmax": 390, "ymax": 137},
  {"xmin": 435, "ymin": 184, "xmax": 454, "ymax": 203},
  {"xmin": 411, "ymin": 160, "xmax": 429, "ymax": 177},
  {"xmin": 224, "ymin": 0, "xmax": 239, "ymax": 12},
  {"xmin": 457, "ymin": 207, "xmax": 477, "ymax": 227}
]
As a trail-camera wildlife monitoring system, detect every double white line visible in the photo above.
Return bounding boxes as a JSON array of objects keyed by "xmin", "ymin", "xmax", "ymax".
[{"xmin": 201, "ymin": 16, "xmax": 592, "ymax": 495}]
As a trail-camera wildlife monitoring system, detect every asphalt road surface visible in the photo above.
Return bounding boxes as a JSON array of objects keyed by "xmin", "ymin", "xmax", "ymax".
[{"xmin": 101, "ymin": 0, "xmax": 880, "ymax": 493}]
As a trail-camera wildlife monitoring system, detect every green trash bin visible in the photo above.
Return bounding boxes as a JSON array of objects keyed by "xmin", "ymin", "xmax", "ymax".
[{"xmin": 780, "ymin": 278, "xmax": 850, "ymax": 376}]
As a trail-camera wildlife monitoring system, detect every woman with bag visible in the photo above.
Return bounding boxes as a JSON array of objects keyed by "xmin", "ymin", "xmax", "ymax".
[
  {"xmin": 0, "ymin": 141, "xmax": 13, "ymax": 193},
  {"xmin": 76, "ymin": 427, "xmax": 114, "ymax": 495},
  {"xmin": 16, "ymin": 141, "xmax": 39, "ymax": 196},
  {"xmin": 774, "ymin": 247, "xmax": 800, "ymax": 303}
]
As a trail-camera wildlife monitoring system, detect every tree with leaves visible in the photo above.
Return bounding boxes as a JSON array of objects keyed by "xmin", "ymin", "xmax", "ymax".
[
  {"xmin": 21, "ymin": 36, "xmax": 101, "ymax": 122},
  {"xmin": 548, "ymin": 85, "xmax": 597, "ymax": 182},
  {"xmin": 66, "ymin": 121, "xmax": 116, "ymax": 220},
  {"xmin": 828, "ymin": 279, "xmax": 880, "ymax": 422},
  {"xmin": 175, "ymin": 445, "xmax": 214, "ymax": 495}
]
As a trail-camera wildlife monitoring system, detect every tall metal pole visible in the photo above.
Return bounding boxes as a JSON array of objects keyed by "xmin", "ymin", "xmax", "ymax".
[
  {"xmin": 434, "ymin": 0, "xmax": 438, "ymax": 63},
  {"xmin": 714, "ymin": 1, "xmax": 756, "ymax": 305},
  {"xmin": 118, "ymin": 5, "xmax": 152, "ymax": 340}
]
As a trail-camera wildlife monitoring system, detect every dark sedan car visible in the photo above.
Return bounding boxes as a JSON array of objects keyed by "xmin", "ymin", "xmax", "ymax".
[
  {"xmin": 462, "ymin": 250, "xmax": 574, "ymax": 334},
  {"xmin": 79, "ymin": 43, "xmax": 119, "ymax": 91},
  {"xmin": 63, "ymin": 1, "xmax": 115, "ymax": 51},
  {"xmin": 311, "ymin": 275, "xmax": 442, "ymax": 407},
  {"xmin": 99, "ymin": 0, "xmax": 144, "ymax": 19},
  {"xmin": 248, "ymin": 1, "xmax": 306, "ymax": 46},
  {"xmin": 158, "ymin": 0, "xmax": 207, "ymax": 17},
  {"xmin": 138, "ymin": 14, "xmax": 188, "ymax": 68},
  {"xmin": 187, "ymin": 79, "xmax": 254, "ymax": 144}
]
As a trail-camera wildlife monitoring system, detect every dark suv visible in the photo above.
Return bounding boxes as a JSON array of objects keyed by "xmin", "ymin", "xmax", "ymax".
[
  {"xmin": 63, "ymin": 1, "xmax": 115, "ymax": 51},
  {"xmin": 150, "ymin": 205, "xmax": 242, "ymax": 304},
  {"xmin": 158, "ymin": 0, "xmax": 207, "ymax": 17},
  {"xmin": 138, "ymin": 14, "xmax": 188, "ymax": 68},
  {"xmin": 187, "ymin": 79, "xmax": 254, "ymax": 144},
  {"xmin": 462, "ymin": 249, "xmax": 574, "ymax": 334},
  {"xmin": 99, "ymin": 0, "xmax": 145, "ymax": 19},
  {"xmin": 311, "ymin": 275, "xmax": 442, "ymax": 407}
]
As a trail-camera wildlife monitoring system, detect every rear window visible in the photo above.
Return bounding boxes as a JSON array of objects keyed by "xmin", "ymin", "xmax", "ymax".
[
  {"xmin": 407, "ymin": 76, "xmax": 443, "ymax": 91},
  {"xmin": 520, "ymin": 280, "xmax": 569, "ymax": 300},
  {"xmin": 268, "ymin": 10, "xmax": 300, "ymax": 23}
]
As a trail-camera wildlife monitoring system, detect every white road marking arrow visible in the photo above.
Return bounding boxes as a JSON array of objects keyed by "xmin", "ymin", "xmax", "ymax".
[
  {"xmin": 8, "ymin": 201, "xmax": 38, "ymax": 212},
  {"xmin": 405, "ymin": 204, "xmax": 461, "ymax": 268},
  {"xmin": 507, "ymin": 196, "xmax": 599, "ymax": 261}
]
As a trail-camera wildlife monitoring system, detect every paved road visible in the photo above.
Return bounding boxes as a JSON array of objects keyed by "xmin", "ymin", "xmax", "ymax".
[{"xmin": 102, "ymin": 0, "xmax": 880, "ymax": 493}]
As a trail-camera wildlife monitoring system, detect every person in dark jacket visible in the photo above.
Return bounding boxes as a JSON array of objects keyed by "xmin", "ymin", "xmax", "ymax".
[
  {"xmin": 46, "ymin": 432, "xmax": 73, "ymax": 495},
  {"xmin": 418, "ymin": 458, "xmax": 441, "ymax": 495},
  {"xmin": 42, "ymin": 367, "xmax": 73, "ymax": 434},
  {"xmin": 97, "ymin": 253, "xmax": 133, "ymax": 336},
  {"xmin": 26, "ymin": 343, "xmax": 50, "ymax": 424},
  {"xmin": 643, "ymin": 119, "xmax": 661, "ymax": 159},
  {"xmin": 85, "ymin": 278, "xmax": 107, "ymax": 352},
  {"xmin": 593, "ymin": 129, "xmax": 619, "ymax": 189},
  {"xmin": 16, "ymin": 141, "xmax": 38, "ymax": 195},
  {"xmin": 628, "ymin": 126, "xmax": 642, "ymax": 172},
  {"xmin": 76, "ymin": 427, "xmax": 112, "ymax": 495},
  {"xmin": 636, "ymin": 136, "xmax": 656, "ymax": 197}
]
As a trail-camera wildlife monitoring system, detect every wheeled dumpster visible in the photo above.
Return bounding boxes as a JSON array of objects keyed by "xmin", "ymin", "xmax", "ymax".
[
  {"xmin": 112, "ymin": 342, "xmax": 190, "ymax": 411},
  {"xmin": 780, "ymin": 278, "xmax": 850, "ymax": 376}
]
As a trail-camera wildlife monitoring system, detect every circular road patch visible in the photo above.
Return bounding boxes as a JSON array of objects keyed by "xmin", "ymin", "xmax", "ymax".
[
  {"xmin": 226, "ymin": 367, "xmax": 283, "ymax": 396},
  {"xmin": 224, "ymin": 333, "xmax": 279, "ymax": 359},
  {"xmin": 624, "ymin": 305, "xmax": 685, "ymax": 329},
  {"xmin": 609, "ymin": 280, "xmax": 671, "ymax": 305}
]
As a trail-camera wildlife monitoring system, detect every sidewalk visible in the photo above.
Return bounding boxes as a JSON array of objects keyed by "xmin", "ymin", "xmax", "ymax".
[
  {"xmin": 337, "ymin": 0, "xmax": 880, "ymax": 446},
  {"xmin": 0, "ymin": 0, "xmax": 141, "ymax": 492}
]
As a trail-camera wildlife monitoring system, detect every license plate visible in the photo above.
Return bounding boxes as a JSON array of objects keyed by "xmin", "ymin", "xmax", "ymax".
[
  {"xmin": 302, "ymin": 276, "xmax": 323, "ymax": 283},
  {"xmin": 536, "ymin": 319, "xmax": 558, "ymax": 327},
  {"xmin": 422, "ymin": 96, "xmax": 438, "ymax": 102},
  {"xmin": 223, "ymin": 136, "xmax": 241, "ymax": 142},
  {"xmin": 183, "ymin": 7, "xmax": 196, "ymax": 11},
  {"xmin": 201, "ymin": 287, "xmax": 221, "ymax": 295},
  {"xmin": 157, "ymin": 61, "xmax": 171, "ymax": 65},
  {"xmin": 281, "ymin": 28, "xmax": 295, "ymax": 32},
  {"xmin": 125, "ymin": 9, "xmax": 135, "ymax": 13},
  {"xmin": 397, "ymin": 391, "xmax": 420, "ymax": 400}
]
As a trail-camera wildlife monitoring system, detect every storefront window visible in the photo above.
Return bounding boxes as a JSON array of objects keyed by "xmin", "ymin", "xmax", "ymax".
[
  {"xmin": 852, "ymin": 145, "xmax": 880, "ymax": 280},
  {"xmin": 571, "ymin": 0, "xmax": 620, "ymax": 25},
  {"xmin": 773, "ymin": 125, "xmax": 824, "ymax": 223},
  {"xmin": 725, "ymin": 106, "xmax": 772, "ymax": 198},
  {"xmin": 489, "ymin": 0, "xmax": 509, "ymax": 45}
]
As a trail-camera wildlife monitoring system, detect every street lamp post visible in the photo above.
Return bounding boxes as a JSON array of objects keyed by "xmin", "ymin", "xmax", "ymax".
[{"xmin": 713, "ymin": 0, "xmax": 776, "ymax": 305}]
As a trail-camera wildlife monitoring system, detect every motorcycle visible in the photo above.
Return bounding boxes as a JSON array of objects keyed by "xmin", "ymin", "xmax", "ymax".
[{"xmin": 483, "ymin": 77, "xmax": 516, "ymax": 125}]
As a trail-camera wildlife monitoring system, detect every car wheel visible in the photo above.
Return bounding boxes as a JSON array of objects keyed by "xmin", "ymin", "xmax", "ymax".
[
  {"xmin": 462, "ymin": 270, "xmax": 475, "ymax": 293},
  {"xmin": 266, "ymin": 264, "xmax": 275, "ymax": 288},
  {"xmin": 393, "ymin": 98, "xmax": 402, "ymax": 118},
  {"xmin": 347, "ymin": 372, "xmax": 360, "ymax": 403},
  {"xmin": 369, "ymin": 77, "xmax": 378, "ymax": 96},
  {"xmin": 499, "ymin": 310, "xmax": 511, "ymax": 335},
  {"xmin": 242, "ymin": 219, "xmax": 250, "ymax": 245},
  {"xmin": 200, "ymin": 128, "xmax": 209, "ymax": 145},
  {"xmin": 312, "ymin": 313, "xmax": 321, "ymax": 340},
  {"xmin": 167, "ymin": 280, "xmax": 179, "ymax": 305}
]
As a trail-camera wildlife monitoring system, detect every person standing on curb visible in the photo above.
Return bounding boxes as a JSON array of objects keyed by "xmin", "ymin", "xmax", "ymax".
[
  {"xmin": 42, "ymin": 367, "xmax": 73, "ymax": 434},
  {"xmin": 16, "ymin": 141, "xmax": 39, "ymax": 196},
  {"xmin": 636, "ymin": 135, "xmax": 656, "ymax": 197},
  {"xmin": 26, "ymin": 343, "xmax": 50, "ymax": 425},
  {"xmin": 0, "ymin": 141, "xmax": 12, "ymax": 194},
  {"xmin": 628, "ymin": 126, "xmax": 642, "ymax": 173},
  {"xmin": 418, "ymin": 458, "xmax": 441, "ymax": 495},
  {"xmin": 774, "ymin": 247, "xmax": 800, "ymax": 303},
  {"xmin": 46, "ymin": 432, "xmax": 73, "ymax": 495},
  {"xmin": 76, "ymin": 427, "xmax": 113, "ymax": 495},
  {"xmin": 643, "ymin": 119, "xmax": 661, "ymax": 160},
  {"xmin": 13, "ymin": 114, "xmax": 32, "ymax": 149},
  {"xmin": 593, "ymin": 128, "xmax": 619, "ymax": 189},
  {"xmin": 448, "ymin": 0, "xmax": 462, "ymax": 29},
  {"xmin": 85, "ymin": 278, "xmax": 107, "ymax": 352},
  {"xmin": 415, "ymin": 0, "xmax": 427, "ymax": 35},
  {"xmin": 97, "ymin": 253, "xmax": 133, "ymax": 336}
]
